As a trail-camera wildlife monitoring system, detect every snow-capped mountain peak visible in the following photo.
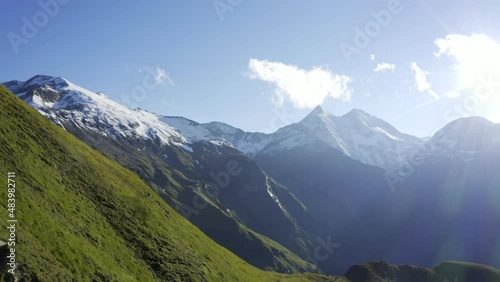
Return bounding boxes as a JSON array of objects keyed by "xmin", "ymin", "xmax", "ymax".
[
  {"xmin": 3, "ymin": 75, "xmax": 226, "ymax": 150},
  {"xmin": 339, "ymin": 109, "xmax": 416, "ymax": 142},
  {"xmin": 24, "ymin": 74, "xmax": 69, "ymax": 87},
  {"xmin": 293, "ymin": 107, "xmax": 423, "ymax": 169},
  {"xmin": 298, "ymin": 106, "xmax": 349, "ymax": 153},
  {"xmin": 199, "ymin": 106, "xmax": 425, "ymax": 170},
  {"xmin": 341, "ymin": 108, "xmax": 377, "ymax": 126},
  {"xmin": 310, "ymin": 104, "xmax": 326, "ymax": 114},
  {"xmin": 430, "ymin": 116, "xmax": 500, "ymax": 152},
  {"xmin": 343, "ymin": 108, "xmax": 369, "ymax": 117},
  {"xmin": 303, "ymin": 105, "xmax": 334, "ymax": 120}
]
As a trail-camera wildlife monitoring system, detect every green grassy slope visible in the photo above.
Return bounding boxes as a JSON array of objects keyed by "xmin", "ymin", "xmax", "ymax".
[{"xmin": 0, "ymin": 85, "xmax": 338, "ymax": 281}]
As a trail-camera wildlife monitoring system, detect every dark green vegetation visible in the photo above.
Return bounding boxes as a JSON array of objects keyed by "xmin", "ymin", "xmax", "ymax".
[{"xmin": 0, "ymin": 86, "xmax": 336, "ymax": 281}]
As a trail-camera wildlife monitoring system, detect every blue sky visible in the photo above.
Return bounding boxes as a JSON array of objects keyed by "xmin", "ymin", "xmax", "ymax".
[{"xmin": 2, "ymin": 0, "xmax": 500, "ymax": 137}]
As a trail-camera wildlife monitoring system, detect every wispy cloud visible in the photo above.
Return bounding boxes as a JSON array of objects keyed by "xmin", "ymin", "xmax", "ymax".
[
  {"xmin": 410, "ymin": 62, "xmax": 439, "ymax": 100},
  {"xmin": 139, "ymin": 65, "xmax": 174, "ymax": 85},
  {"xmin": 374, "ymin": 63, "xmax": 395, "ymax": 72},
  {"xmin": 370, "ymin": 54, "xmax": 375, "ymax": 61},
  {"xmin": 434, "ymin": 33, "xmax": 500, "ymax": 87},
  {"xmin": 247, "ymin": 58, "xmax": 352, "ymax": 108}
]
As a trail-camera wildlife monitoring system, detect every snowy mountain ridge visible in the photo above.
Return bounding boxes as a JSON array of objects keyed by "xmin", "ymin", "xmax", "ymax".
[
  {"xmin": 4, "ymin": 75, "xmax": 499, "ymax": 171},
  {"xmin": 297, "ymin": 106, "xmax": 424, "ymax": 169},
  {"xmin": 206, "ymin": 105, "xmax": 424, "ymax": 170},
  {"xmin": 4, "ymin": 75, "xmax": 228, "ymax": 151}
]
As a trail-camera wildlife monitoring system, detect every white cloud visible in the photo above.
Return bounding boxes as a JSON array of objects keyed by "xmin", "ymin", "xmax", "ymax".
[
  {"xmin": 434, "ymin": 34, "xmax": 500, "ymax": 87},
  {"xmin": 446, "ymin": 91, "xmax": 461, "ymax": 98},
  {"xmin": 374, "ymin": 63, "xmax": 396, "ymax": 72},
  {"xmin": 410, "ymin": 62, "xmax": 439, "ymax": 100},
  {"xmin": 139, "ymin": 65, "xmax": 174, "ymax": 85},
  {"xmin": 247, "ymin": 58, "xmax": 352, "ymax": 108},
  {"xmin": 370, "ymin": 54, "xmax": 375, "ymax": 61}
]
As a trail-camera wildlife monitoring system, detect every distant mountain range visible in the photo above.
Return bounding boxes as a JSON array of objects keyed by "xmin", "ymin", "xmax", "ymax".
[
  {"xmin": 6, "ymin": 75, "xmax": 499, "ymax": 172},
  {"xmin": 3, "ymin": 75, "xmax": 500, "ymax": 278},
  {"xmin": 206, "ymin": 105, "xmax": 423, "ymax": 171}
]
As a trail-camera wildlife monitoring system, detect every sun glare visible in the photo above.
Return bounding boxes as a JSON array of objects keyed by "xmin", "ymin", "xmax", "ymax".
[{"xmin": 435, "ymin": 34, "xmax": 500, "ymax": 88}]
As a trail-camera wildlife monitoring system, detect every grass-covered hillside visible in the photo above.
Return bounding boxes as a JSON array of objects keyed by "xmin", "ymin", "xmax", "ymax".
[{"xmin": 0, "ymin": 85, "xmax": 338, "ymax": 281}]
